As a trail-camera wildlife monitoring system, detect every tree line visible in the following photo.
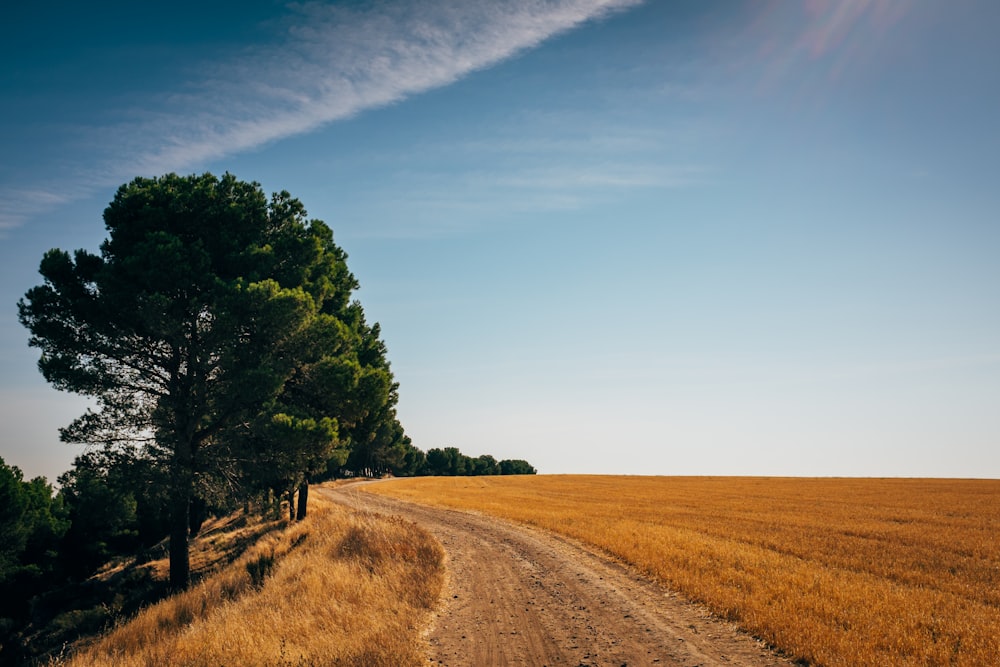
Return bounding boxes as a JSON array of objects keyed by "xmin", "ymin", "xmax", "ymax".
[
  {"xmin": 7, "ymin": 172, "xmax": 535, "ymax": 663},
  {"xmin": 0, "ymin": 441, "xmax": 533, "ymax": 663},
  {"xmin": 15, "ymin": 172, "xmax": 536, "ymax": 586},
  {"xmin": 0, "ymin": 438, "xmax": 536, "ymax": 632}
]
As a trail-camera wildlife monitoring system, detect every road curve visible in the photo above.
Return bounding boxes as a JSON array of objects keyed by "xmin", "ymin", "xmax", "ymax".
[{"xmin": 320, "ymin": 484, "xmax": 790, "ymax": 667}]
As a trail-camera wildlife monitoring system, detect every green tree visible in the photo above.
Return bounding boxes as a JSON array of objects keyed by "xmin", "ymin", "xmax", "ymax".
[
  {"xmin": 393, "ymin": 438, "xmax": 426, "ymax": 477},
  {"xmin": 499, "ymin": 459, "xmax": 537, "ymax": 475},
  {"xmin": 283, "ymin": 315, "xmax": 397, "ymax": 508},
  {"xmin": 423, "ymin": 448, "xmax": 449, "ymax": 476},
  {"xmin": 0, "ymin": 457, "xmax": 67, "ymax": 585},
  {"xmin": 338, "ymin": 319, "xmax": 405, "ymax": 479},
  {"xmin": 423, "ymin": 447, "xmax": 473, "ymax": 476},
  {"xmin": 472, "ymin": 454, "xmax": 500, "ymax": 475},
  {"xmin": 56, "ymin": 452, "xmax": 147, "ymax": 577},
  {"xmin": 19, "ymin": 173, "xmax": 372, "ymax": 590},
  {"xmin": 0, "ymin": 456, "xmax": 68, "ymax": 655},
  {"xmin": 240, "ymin": 411, "xmax": 338, "ymax": 521},
  {"xmin": 0, "ymin": 457, "xmax": 32, "ymax": 584}
]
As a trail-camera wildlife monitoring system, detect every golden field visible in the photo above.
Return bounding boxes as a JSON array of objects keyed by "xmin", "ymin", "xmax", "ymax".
[
  {"xmin": 57, "ymin": 489, "xmax": 445, "ymax": 667},
  {"xmin": 366, "ymin": 475, "xmax": 1000, "ymax": 666}
]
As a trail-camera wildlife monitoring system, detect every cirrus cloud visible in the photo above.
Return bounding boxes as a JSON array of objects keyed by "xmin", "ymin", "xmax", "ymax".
[{"xmin": 1, "ymin": 0, "xmax": 643, "ymax": 232}]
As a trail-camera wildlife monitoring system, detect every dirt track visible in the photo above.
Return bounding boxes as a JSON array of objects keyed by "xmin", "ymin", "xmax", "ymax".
[{"xmin": 321, "ymin": 485, "xmax": 791, "ymax": 667}]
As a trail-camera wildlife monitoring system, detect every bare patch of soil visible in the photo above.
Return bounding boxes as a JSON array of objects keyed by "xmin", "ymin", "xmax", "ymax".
[{"xmin": 322, "ymin": 484, "xmax": 792, "ymax": 667}]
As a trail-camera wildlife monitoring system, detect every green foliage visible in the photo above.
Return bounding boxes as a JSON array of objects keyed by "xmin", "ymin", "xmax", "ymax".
[
  {"xmin": 499, "ymin": 459, "xmax": 537, "ymax": 475},
  {"xmin": 419, "ymin": 448, "xmax": 535, "ymax": 477},
  {"xmin": 0, "ymin": 456, "xmax": 69, "ymax": 663},
  {"xmin": 55, "ymin": 451, "xmax": 170, "ymax": 577},
  {"xmin": 472, "ymin": 454, "xmax": 500, "ymax": 476},
  {"xmin": 0, "ymin": 457, "xmax": 67, "ymax": 586},
  {"xmin": 0, "ymin": 459, "xmax": 31, "ymax": 580},
  {"xmin": 393, "ymin": 439, "xmax": 427, "ymax": 477}
]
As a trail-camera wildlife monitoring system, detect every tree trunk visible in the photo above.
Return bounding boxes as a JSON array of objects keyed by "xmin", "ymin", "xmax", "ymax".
[
  {"xmin": 169, "ymin": 425, "xmax": 194, "ymax": 591},
  {"xmin": 287, "ymin": 487, "xmax": 296, "ymax": 522},
  {"xmin": 189, "ymin": 496, "xmax": 208, "ymax": 537},
  {"xmin": 296, "ymin": 479, "xmax": 309, "ymax": 520}
]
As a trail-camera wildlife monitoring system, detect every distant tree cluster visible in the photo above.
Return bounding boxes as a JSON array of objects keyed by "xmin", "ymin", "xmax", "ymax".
[
  {"xmin": 335, "ymin": 443, "xmax": 537, "ymax": 478},
  {"xmin": 420, "ymin": 447, "xmax": 537, "ymax": 476}
]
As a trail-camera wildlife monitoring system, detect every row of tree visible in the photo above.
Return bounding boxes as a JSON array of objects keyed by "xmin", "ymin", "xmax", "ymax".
[
  {"xmin": 423, "ymin": 447, "xmax": 536, "ymax": 476},
  {"xmin": 1, "ymin": 439, "xmax": 536, "ymax": 615},
  {"xmin": 0, "ymin": 438, "xmax": 534, "ymax": 662},
  {"xmin": 19, "ymin": 173, "xmax": 387, "ymax": 590},
  {"xmin": 17, "ymin": 173, "xmax": 535, "ymax": 596},
  {"xmin": 8, "ymin": 172, "xmax": 537, "ymax": 663}
]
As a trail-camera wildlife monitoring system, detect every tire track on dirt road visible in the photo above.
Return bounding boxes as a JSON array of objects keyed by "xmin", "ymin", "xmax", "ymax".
[{"xmin": 320, "ymin": 484, "xmax": 791, "ymax": 666}]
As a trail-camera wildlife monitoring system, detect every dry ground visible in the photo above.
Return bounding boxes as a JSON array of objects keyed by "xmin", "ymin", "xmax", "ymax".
[{"xmin": 323, "ymin": 484, "xmax": 790, "ymax": 667}]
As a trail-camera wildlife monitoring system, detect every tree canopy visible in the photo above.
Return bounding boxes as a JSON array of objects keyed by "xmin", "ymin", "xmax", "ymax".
[{"xmin": 423, "ymin": 447, "xmax": 536, "ymax": 476}]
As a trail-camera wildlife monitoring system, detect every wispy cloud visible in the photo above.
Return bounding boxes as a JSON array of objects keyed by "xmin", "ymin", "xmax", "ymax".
[
  {"xmin": 328, "ymin": 98, "xmax": 716, "ymax": 232},
  {"xmin": 325, "ymin": 165, "xmax": 707, "ymax": 239},
  {"xmin": 0, "ymin": 187, "xmax": 85, "ymax": 232},
  {"xmin": 1, "ymin": 0, "xmax": 643, "ymax": 233}
]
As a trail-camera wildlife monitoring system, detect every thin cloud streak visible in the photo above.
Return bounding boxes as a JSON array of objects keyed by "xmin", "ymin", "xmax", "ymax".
[
  {"xmin": 329, "ymin": 160, "xmax": 706, "ymax": 240},
  {"xmin": 4, "ymin": 0, "xmax": 644, "ymax": 232},
  {"xmin": 0, "ymin": 187, "xmax": 84, "ymax": 233},
  {"xmin": 138, "ymin": 0, "xmax": 644, "ymax": 169}
]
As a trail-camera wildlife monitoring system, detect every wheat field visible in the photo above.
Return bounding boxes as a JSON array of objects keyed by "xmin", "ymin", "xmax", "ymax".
[
  {"xmin": 58, "ymin": 489, "xmax": 445, "ymax": 667},
  {"xmin": 366, "ymin": 475, "xmax": 1000, "ymax": 666}
]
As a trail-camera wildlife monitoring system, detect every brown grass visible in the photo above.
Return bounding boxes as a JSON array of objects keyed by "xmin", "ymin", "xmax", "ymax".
[
  {"xmin": 57, "ymin": 486, "xmax": 445, "ymax": 667},
  {"xmin": 366, "ymin": 475, "xmax": 1000, "ymax": 667}
]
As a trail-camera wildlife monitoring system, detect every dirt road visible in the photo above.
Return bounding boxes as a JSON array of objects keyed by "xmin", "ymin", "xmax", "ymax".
[{"xmin": 321, "ymin": 485, "xmax": 791, "ymax": 667}]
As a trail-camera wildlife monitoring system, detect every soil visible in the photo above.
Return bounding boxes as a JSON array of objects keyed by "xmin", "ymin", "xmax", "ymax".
[{"xmin": 321, "ymin": 484, "xmax": 793, "ymax": 667}]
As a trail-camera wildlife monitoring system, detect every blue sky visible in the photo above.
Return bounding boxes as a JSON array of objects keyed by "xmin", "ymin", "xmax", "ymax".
[{"xmin": 2, "ymin": 0, "xmax": 999, "ymax": 481}]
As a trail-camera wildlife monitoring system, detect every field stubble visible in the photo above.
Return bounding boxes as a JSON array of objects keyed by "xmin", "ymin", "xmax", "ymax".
[{"xmin": 367, "ymin": 475, "xmax": 1000, "ymax": 666}]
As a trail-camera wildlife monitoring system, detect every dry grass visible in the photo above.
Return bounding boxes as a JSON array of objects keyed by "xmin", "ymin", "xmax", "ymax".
[
  {"xmin": 58, "ymin": 486, "xmax": 445, "ymax": 667},
  {"xmin": 366, "ymin": 475, "xmax": 1000, "ymax": 667}
]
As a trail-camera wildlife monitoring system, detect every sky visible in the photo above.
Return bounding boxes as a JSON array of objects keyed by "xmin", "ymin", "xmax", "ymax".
[{"xmin": 2, "ymin": 0, "xmax": 999, "ymax": 482}]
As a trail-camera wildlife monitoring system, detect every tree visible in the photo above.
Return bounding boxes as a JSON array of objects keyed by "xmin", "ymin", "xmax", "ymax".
[
  {"xmin": 423, "ymin": 448, "xmax": 450, "ymax": 476},
  {"xmin": 500, "ymin": 459, "xmax": 537, "ymax": 475},
  {"xmin": 0, "ymin": 457, "xmax": 66, "ymax": 584},
  {"xmin": 56, "ymin": 451, "xmax": 154, "ymax": 578},
  {"xmin": 19, "ymin": 173, "xmax": 372, "ymax": 590},
  {"xmin": 423, "ymin": 447, "xmax": 472, "ymax": 476},
  {"xmin": 394, "ymin": 438, "xmax": 427, "ymax": 477},
  {"xmin": 419, "ymin": 447, "xmax": 536, "ymax": 476},
  {"xmin": 0, "ymin": 456, "xmax": 68, "ymax": 656},
  {"xmin": 473, "ymin": 454, "xmax": 500, "ymax": 476},
  {"xmin": 286, "ymin": 315, "xmax": 397, "ymax": 509}
]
